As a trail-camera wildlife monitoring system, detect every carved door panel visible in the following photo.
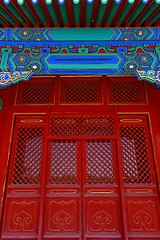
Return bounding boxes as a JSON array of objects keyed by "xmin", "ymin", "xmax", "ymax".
[
  {"xmin": 43, "ymin": 140, "xmax": 81, "ymax": 239},
  {"xmin": 119, "ymin": 115, "xmax": 160, "ymax": 239},
  {"xmin": 83, "ymin": 139, "xmax": 123, "ymax": 240},
  {"xmin": 1, "ymin": 115, "xmax": 46, "ymax": 240},
  {"xmin": 1, "ymin": 113, "xmax": 160, "ymax": 240}
]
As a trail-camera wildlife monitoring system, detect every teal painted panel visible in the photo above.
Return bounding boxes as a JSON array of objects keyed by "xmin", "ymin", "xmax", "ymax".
[
  {"xmin": 49, "ymin": 28, "xmax": 116, "ymax": 40},
  {"xmin": 1, "ymin": 28, "xmax": 159, "ymax": 42},
  {"xmin": 0, "ymin": 27, "xmax": 159, "ymax": 88}
]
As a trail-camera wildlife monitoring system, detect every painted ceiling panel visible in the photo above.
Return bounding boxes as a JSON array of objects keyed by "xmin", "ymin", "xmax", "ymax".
[{"xmin": 0, "ymin": 0, "xmax": 160, "ymax": 27}]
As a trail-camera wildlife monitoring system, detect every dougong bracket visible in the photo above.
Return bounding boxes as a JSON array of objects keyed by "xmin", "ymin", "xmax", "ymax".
[
  {"xmin": 0, "ymin": 71, "xmax": 34, "ymax": 89},
  {"xmin": 134, "ymin": 70, "xmax": 160, "ymax": 89}
]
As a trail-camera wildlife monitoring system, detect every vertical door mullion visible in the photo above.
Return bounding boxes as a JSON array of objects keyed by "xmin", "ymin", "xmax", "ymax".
[
  {"xmin": 77, "ymin": 139, "xmax": 83, "ymax": 240},
  {"xmin": 114, "ymin": 110, "xmax": 128, "ymax": 240},
  {"xmin": 81, "ymin": 139, "xmax": 87, "ymax": 240},
  {"xmin": 38, "ymin": 108, "xmax": 50, "ymax": 240}
]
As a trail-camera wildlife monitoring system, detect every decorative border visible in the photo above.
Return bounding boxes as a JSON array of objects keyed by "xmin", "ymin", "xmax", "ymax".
[
  {"xmin": 0, "ymin": 71, "xmax": 34, "ymax": 89},
  {"xmin": 0, "ymin": 28, "xmax": 159, "ymax": 88},
  {"xmin": 0, "ymin": 28, "xmax": 159, "ymax": 41},
  {"xmin": 134, "ymin": 70, "xmax": 160, "ymax": 89}
]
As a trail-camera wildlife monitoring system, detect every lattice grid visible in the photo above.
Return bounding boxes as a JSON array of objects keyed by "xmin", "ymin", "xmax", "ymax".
[
  {"xmin": 86, "ymin": 140, "xmax": 115, "ymax": 184},
  {"xmin": 50, "ymin": 116, "xmax": 114, "ymax": 136},
  {"xmin": 49, "ymin": 140, "xmax": 77, "ymax": 184},
  {"xmin": 63, "ymin": 80, "xmax": 100, "ymax": 103},
  {"xmin": 110, "ymin": 79, "xmax": 145, "ymax": 103},
  {"xmin": 120, "ymin": 126, "xmax": 152, "ymax": 183},
  {"xmin": 17, "ymin": 79, "xmax": 54, "ymax": 104},
  {"xmin": 12, "ymin": 127, "xmax": 43, "ymax": 184}
]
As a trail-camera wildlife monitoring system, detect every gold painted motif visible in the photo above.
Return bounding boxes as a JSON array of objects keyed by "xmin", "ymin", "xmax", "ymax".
[
  {"xmin": 88, "ymin": 201, "xmax": 116, "ymax": 232},
  {"xmin": 48, "ymin": 200, "xmax": 76, "ymax": 232},
  {"xmin": 128, "ymin": 200, "xmax": 158, "ymax": 232},
  {"xmin": 8, "ymin": 201, "xmax": 37, "ymax": 232}
]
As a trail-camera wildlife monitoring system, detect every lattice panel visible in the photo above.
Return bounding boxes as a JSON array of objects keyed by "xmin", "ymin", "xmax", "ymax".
[
  {"xmin": 109, "ymin": 78, "xmax": 146, "ymax": 104},
  {"xmin": 12, "ymin": 127, "xmax": 44, "ymax": 184},
  {"xmin": 17, "ymin": 78, "xmax": 54, "ymax": 104},
  {"xmin": 62, "ymin": 78, "xmax": 101, "ymax": 103},
  {"xmin": 86, "ymin": 140, "xmax": 115, "ymax": 184},
  {"xmin": 49, "ymin": 140, "xmax": 77, "ymax": 184},
  {"xmin": 50, "ymin": 116, "xmax": 114, "ymax": 136},
  {"xmin": 120, "ymin": 126, "xmax": 152, "ymax": 183}
]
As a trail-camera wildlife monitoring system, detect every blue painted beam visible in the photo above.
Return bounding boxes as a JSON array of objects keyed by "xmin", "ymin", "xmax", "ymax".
[{"xmin": 0, "ymin": 27, "xmax": 159, "ymax": 89}]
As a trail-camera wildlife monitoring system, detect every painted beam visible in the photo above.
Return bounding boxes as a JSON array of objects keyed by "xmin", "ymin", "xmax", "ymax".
[{"xmin": 0, "ymin": 28, "xmax": 159, "ymax": 88}]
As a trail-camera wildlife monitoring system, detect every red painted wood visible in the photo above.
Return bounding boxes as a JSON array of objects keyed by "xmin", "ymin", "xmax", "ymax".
[
  {"xmin": 12, "ymin": 1, "xmax": 33, "ymax": 27},
  {"xmin": 66, "ymin": 0, "xmax": 75, "ymax": 27},
  {"xmin": 90, "ymin": 0, "xmax": 101, "ymax": 27},
  {"xmin": 101, "ymin": 1, "xmax": 113, "ymax": 27},
  {"xmin": 0, "ymin": 3, "xmax": 21, "ymax": 27},
  {"xmin": 121, "ymin": 1, "xmax": 140, "ymax": 27},
  {"xmin": 153, "ymin": 18, "xmax": 160, "ymax": 27},
  {"xmin": 38, "ymin": 1, "xmax": 55, "ymax": 27},
  {"xmin": 111, "ymin": 1, "xmax": 126, "ymax": 27},
  {"xmin": 0, "ymin": 76, "xmax": 160, "ymax": 240},
  {"xmin": 82, "ymin": 139, "xmax": 123, "ymax": 239},
  {"xmin": 25, "ymin": 1, "xmax": 43, "ymax": 27},
  {"xmin": 142, "ymin": 6, "xmax": 160, "ymax": 27},
  {"xmin": 80, "ymin": 0, "xmax": 86, "ymax": 27},
  {"xmin": 131, "ymin": 1, "xmax": 153, "ymax": 27},
  {"xmin": 53, "ymin": 0, "xmax": 64, "ymax": 27}
]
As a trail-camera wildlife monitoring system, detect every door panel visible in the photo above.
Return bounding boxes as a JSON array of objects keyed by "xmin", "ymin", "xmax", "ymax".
[
  {"xmin": 119, "ymin": 115, "xmax": 160, "ymax": 238},
  {"xmin": 83, "ymin": 140, "xmax": 123, "ymax": 239},
  {"xmin": 43, "ymin": 140, "xmax": 81, "ymax": 239},
  {"xmin": 1, "ymin": 113, "xmax": 160, "ymax": 240},
  {"xmin": 126, "ymin": 196, "xmax": 160, "ymax": 232},
  {"xmin": 2, "ymin": 194, "xmax": 39, "ymax": 237},
  {"xmin": 1, "ymin": 116, "xmax": 45, "ymax": 239}
]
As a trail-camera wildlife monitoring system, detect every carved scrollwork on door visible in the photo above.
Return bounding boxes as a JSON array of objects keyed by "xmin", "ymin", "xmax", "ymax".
[
  {"xmin": 12, "ymin": 210, "xmax": 32, "ymax": 231},
  {"xmin": 49, "ymin": 200, "xmax": 76, "ymax": 232},
  {"xmin": 8, "ymin": 201, "xmax": 37, "ymax": 232},
  {"xmin": 133, "ymin": 210, "xmax": 152, "ymax": 230},
  {"xmin": 52, "ymin": 210, "xmax": 73, "ymax": 231},
  {"xmin": 128, "ymin": 200, "xmax": 158, "ymax": 231},
  {"xmin": 91, "ymin": 210, "xmax": 112, "ymax": 231},
  {"xmin": 88, "ymin": 201, "xmax": 116, "ymax": 232}
]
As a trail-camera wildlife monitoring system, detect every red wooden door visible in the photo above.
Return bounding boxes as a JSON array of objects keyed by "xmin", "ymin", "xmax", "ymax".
[
  {"xmin": 83, "ymin": 139, "xmax": 123, "ymax": 239},
  {"xmin": 119, "ymin": 115, "xmax": 160, "ymax": 240},
  {"xmin": 43, "ymin": 139, "xmax": 82, "ymax": 239},
  {"xmin": 1, "ymin": 115, "xmax": 46, "ymax": 240},
  {"xmin": 1, "ymin": 112, "xmax": 160, "ymax": 240}
]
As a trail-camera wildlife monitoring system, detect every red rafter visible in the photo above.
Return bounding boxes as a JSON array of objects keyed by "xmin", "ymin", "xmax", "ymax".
[
  {"xmin": 101, "ymin": 1, "xmax": 113, "ymax": 27},
  {"xmin": 25, "ymin": 1, "xmax": 43, "ymax": 27},
  {"xmin": 80, "ymin": 0, "xmax": 86, "ymax": 27},
  {"xmin": 0, "ymin": 15, "xmax": 11, "ymax": 27},
  {"xmin": 132, "ymin": 1, "xmax": 153, "ymax": 27},
  {"xmin": 0, "ymin": 0, "xmax": 159, "ymax": 28},
  {"xmin": 38, "ymin": 1, "xmax": 55, "ymax": 27},
  {"xmin": 111, "ymin": 1, "xmax": 127, "ymax": 27},
  {"xmin": 12, "ymin": 1, "xmax": 33, "ymax": 27},
  {"xmin": 0, "ymin": 3, "xmax": 21, "ymax": 27},
  {"xmin": 121, "ymin": 1, "xmax": 140, "ymax": 27},
  {"xmin": 143, "ymin": 5, "xmax": 160, "ymax": 27},
  {"xmin": 66, "ymin": 0, "xmax": 75, "ymax": 27},
  {"xmin": 53, "ymin": 0, "xmax": 64, "ymax": 27},
  {"xmin": 91, "ymin": 0, "xmax": 101, "ymax": 27},
  {"xmin": 153, "ymin": 18, "xmax": 160, "ymax": 27}
]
